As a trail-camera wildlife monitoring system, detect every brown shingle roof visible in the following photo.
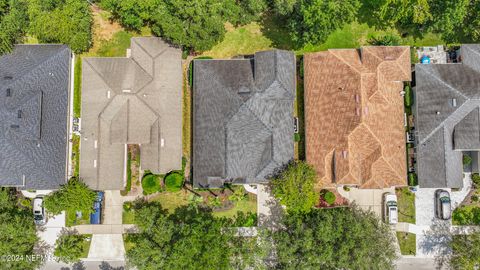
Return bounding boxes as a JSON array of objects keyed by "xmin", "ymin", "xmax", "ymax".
[{"xmin": 304, "ymin": 46, "xmax": 411, "ymax": 189}]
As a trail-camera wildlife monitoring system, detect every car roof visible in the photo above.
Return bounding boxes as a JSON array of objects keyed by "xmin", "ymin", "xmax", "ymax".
[
  {"xmin": 385, "ymin": 194, "xmax": 397, "ymax": 202},
  {"xmin": 33, "ymin": 197, "xmax": 43, "ymax": 211}
]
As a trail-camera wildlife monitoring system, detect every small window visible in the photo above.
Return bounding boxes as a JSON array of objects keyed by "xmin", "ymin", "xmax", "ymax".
[{"xmin": 6, "ymin": 88, "xmax": 11, "ymax": 97}]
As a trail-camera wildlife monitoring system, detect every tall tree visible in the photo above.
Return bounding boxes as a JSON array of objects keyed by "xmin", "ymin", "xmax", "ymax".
[
  {"xmin": 271, "ymin": 207, "xmax": 397, "ymax": 269},
  {"xmin": 54, "ymin": 230, "xmax": 88, "ymax": 263},
  {"xmin": 28, "ymin": 0, "xmax": 93, "ymax": 53},
  {"xmin": 0, "ymin": 189, "xmax": 41, "ymax": 270},
  {"xmin": 0, "ymin": 0, "xmax": 29, "ymax": 55},
  {"xmin": 44, "ymin": 177, "xmax": 97, "ymax": 216},
  {"xmin": 126, "ymin": 202, "xmax": 266, "ymax": 270},
  {"xmin": 271, "ymin": 161, "xmax": 318, "ymax": 214},
  {"xmin": 450, "ymin": 233, "xmax": 480, "ymax": 269},
  {"xmin": 284, "ymin": 0, "xmax": 361, "ymax": 47}
]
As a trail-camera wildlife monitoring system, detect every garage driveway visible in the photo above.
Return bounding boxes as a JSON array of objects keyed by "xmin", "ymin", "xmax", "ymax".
[
  {"xmin": 37, "ymin": 211, "xmax": 66, "ymax": 253},
  {"xmin": 339, "ymin": 187, "xmax": 395, "ymax": 217},
  {"xmin": 85, "ymin": 234, "xmax": 125, "ymax": 261}
]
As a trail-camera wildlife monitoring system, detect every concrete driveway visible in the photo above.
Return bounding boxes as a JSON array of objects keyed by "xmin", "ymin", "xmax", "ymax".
[
  {"xmin": 86, "ymin": 234, "xmax": 125, "ymax": 261},
  {"xmin": 339, "ymin": 187, "xmax": 395, "ymax": 217},
  {"xmin": 38, "ymin": 211, "xmax": 66, "ymax": 252}
]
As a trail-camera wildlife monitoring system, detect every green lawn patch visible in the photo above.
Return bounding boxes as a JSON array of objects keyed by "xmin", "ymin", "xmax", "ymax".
[
  {"xmin": 212, "ymin": 197, "xmax": 257, "ymax": 219},
  {"xmin": 149, "ymin": 191, "xmax": 190, "ymax": 212},
  {"xmin": 202, "ymin": 22, "xmax": 274, "ymax": 59},
  {"xmin": 123, "ymin": 203, "xmax": 136, "ymax": 224},
  {"xmin": 396, "ymin": 187, "xmax": 415, "ymax": 224},
  {"xmin": 65, "ymin": 210, "xmax": 90, "ymax": 227},
  {"xmin": 73, "ymin": 57, "xmax": 82, "ymax": 118},
  {"xmin": 96, "ymin": 31, "xmax": 133, "ymax": 57},
  {"xmin": 72, "ymin": 134, "xmax": 80, "ymax": 177},
  {"xmin": 81, "ymin": 234, "xmax": 92, "ymax": 259},
  {"xmin": 164, "ymin": 172, "xmax": 184, "ymax": 192},
  {"xmin": 396, "ymin": 232, "xmax": 416, "ymax": 255},
  {"xmin": 141, "ymin": 173, "xmax": 162, "ymax": 195}
]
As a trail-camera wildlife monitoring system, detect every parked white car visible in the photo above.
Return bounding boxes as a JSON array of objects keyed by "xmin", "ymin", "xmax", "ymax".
[
  {"xmin": 383, "ymin": 193, "xmax": 398, "ymax": 224},
  {"xmin": 33, "ymin": 197, "xmax": 46, "ymax": 226},
  {"xmin": 435, "ymin": 189, "xmax": 451, "ymax": 220}
]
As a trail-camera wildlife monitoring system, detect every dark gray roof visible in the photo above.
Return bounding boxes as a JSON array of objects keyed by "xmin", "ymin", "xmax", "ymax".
[
  {"xmin": 415, "ymin": 44, "xmax": 480, "ymax": 188},
  {"xmin": 0, "ymin": 45, "xmax": 71, "ymax": 189},
  {"xmin": 192, "ymin": 50, "xmax": 295, "ymax": 188},
  {"xmin": 80, "ymin": 37, "xmax": 182, "ymax": 190}
]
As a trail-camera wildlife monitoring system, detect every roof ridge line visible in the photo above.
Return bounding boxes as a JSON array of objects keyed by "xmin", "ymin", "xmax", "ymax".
[
  {"xmin": 329, "ymin": 50, "xmax": 362, "ymax": 74},
  {"xmin": 3, "ymin": 46, "xmax": 69, "ymax": 91},
  {"xmin": 418, "ymin": 65, "xmax": 468, "ymax": 100},
  {"xmin": 418, "ymin": 101, "xmax": 472, "ymax": 145}
]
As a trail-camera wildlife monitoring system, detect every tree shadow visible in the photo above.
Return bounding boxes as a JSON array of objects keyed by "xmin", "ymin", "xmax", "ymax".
[
  {"xmin": 418, "ymin": 218, "xmax": 452, "ymax": 269},
  {"xmin": 259, "ymin": 12, "xmax": 295, "ymax": 50},
  {"xmin": 98, "ymin": 261, "xmax": 124, "ymax": 270}
]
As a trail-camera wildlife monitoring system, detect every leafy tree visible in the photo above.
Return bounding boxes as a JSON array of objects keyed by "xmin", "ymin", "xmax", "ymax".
[
  {"xmin": 28, "ymin": 0, "xmax": 93, "ymax": 53},
  {"xmin": 149, "ymin": 0, "xmax": 226, "ymax": 51},
  {"xmin": 126, "ymin": 202, "xmax": 266, "ymax": 270},
  {"xmin": 367, "ymin": 32, "xmax": 401, "ymax": 46},
  {"xmin": 44, "ymin": 177, "xmax": 97, "ymax": 216},
  {"xmin": 450, "ymin": 233, "xmax": 480, "ymax": 270},
  {"xmin": 271, "ymin": 207, "xmax": 397, "ymax": 269},
  {"xmin": 273, "ymin": 0, "xmax": 297, "ymax": 15},
  {"xmin": 0, "ymin": 188, "xmax": 42, "ymax": 270},
  {"xmin": 271, "ymin": 161, "xmax": 318, "ymax": 214},
  {"xmin": 284, "ymin": 0, "xmax": 361, "ymax": 47},
  {"xmin": 54, "ymin": 230, "xmax": 88, "ymax": 263},
  {"xmin": 100, "ymin": 0, "xmax": 160, "ymax": 30},
  {"xmin": 0, "ymin": 0, "xmax": 29, "ymax": 55},
  {"xmin": 223, "ymin": 0, "xmax": 268, "ymax": 26}
]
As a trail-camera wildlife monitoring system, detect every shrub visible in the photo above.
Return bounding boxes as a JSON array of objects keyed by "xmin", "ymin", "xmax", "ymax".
[
  {"xmin": 404, "ymin": 85, "xmax": 413, "ymax": 107},
  {"xmin": 54, "ymin": 232, "xmax": 88, "ymax": 263},
  {"xmin": 19, "ymin": 198, "xmax": 31, "ymax": 209},
  {"xmin": 367, "ymin": 32, "xmax": 401, "ymax": 46},
  {"xmin": 164, "ymin": 172, "xmax": 184, "ymax": 192},
  {"xmin": 44, "ymin": 177, "xmax": 97, "ymax": 215},
  {"xmin": 322, "ymin": 190, "xmax": 336, "ymax": 205},
  {"xmin": 472, "ymin": 173, "xmax": 480, "ymax": 186},
  {"xmin": 471, "ymin": 195, "xmax": 479, "ymax": 203},
  {"xmin": 142, "ymin": 174, "xmax": 161, "ymax": 195},
  {"xmin": 343, "ymin": 186, "xmax": 350, "ymax": 192},
  {"xmin": 408, "ymin": 172, "xmax": 418, "ymax": 186},
  {"xmin": 453, "ymin": 206, "xmax": 480, "ymax": 225},
  {"xmin": 294, "ymin": 133, "xmax": 301, "ymax": 142},
  {"xmin": 233, "ymin": 212, "xmax": 257, "ymax": 227},
  {"xmin": 464, "ymin": 155, "xmax": 473, "ymax": 166}
]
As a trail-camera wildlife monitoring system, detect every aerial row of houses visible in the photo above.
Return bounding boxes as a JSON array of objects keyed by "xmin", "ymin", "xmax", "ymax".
[{"xmin": 0, "ymin": 37, "xmax": 477, "ymax": 192}]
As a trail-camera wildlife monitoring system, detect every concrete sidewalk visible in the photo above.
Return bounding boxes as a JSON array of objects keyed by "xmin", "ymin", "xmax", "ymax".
[{"xmin": 72, "ymin": 224, "xmax": 138, "ymax": 234}]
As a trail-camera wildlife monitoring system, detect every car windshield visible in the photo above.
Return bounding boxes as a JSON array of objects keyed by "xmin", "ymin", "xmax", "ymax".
[
  {"xmin": 387, "ymin": 201, "xmax": 397, "ymax": 207},
  {"xmin": 34, "ymin": 215, "xmax": 43, "ymax": 220},
  {"xmin": 440, "ymin": 196, "xmax": 450, "ymax": 203}
]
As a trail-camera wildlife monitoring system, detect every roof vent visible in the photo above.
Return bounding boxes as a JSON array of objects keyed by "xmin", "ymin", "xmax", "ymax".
[
  {"xmin": 356, "ymin": 108, "xmax": 360, "ymax": 116},
  {"xmin": 6, "ymin": 88, "xmax": 11, "ymax": 97},
  {"xmin": 452, "ymin": 98, "xmax": 457, "ymax": 107},
  {"xmin": 342, "ymin": 151, "xmax": 348, "ymax": 159},
  {"xmin": 436, "ymin": 111, "xmax": 441, "ymax": 115},
  {"xmin": 17, "ymin": 110, "xmax": 22, "ymax": 118},
  {"xmin": 355, "ymin": 94, "xmax": 360, "ymax": 103},
  {"xmin": 107, "ymin": 91, "xmax": 111, "ymax": 99},
  {"xmin": 10, "ymin": 124, "xmax": 19, "ymax": 128},
  {"xmin": 122, "ymin": 89, "xmax": 131, "ymax": 93}
]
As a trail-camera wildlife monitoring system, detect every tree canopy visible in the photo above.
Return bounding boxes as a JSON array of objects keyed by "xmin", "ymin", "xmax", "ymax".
[
  {"xmin": 125, "ymin": 202, "xmax": 265, "ymax": 270},
  {"xmin": 44, "ymin": 177, "xmax": 97, "ymax": 216},
  {"xmin": 54, "ymin": 230, "xmax": 88, "ymax": 263},
  {"xmin": 101, "ymin": 0, "xmax": 267, "ymax": 51},
  {"xmin": 28, "ymin": 0, "xmax": 93, "ymax": 53},
  {"xmin": 0, "ymin": 0, "xmax": 29, "ymax": 54},
  {"xmin": 270, "ymin": 207, "xmax": 397, "ymax": 270},
  {"xmin": 273, "ymin": 0, "xmax": 361, "ymax": 47},
  {"xmin": 271, "ymin": 161, "xmax": 318, "ymax": 214},
  {"xmin": 450, "ymin": 233, "xmax": 480, "ymax": 269},
  {"xmin": 0, "ymin": 188, "xmax": 41, "ymax": 270}
]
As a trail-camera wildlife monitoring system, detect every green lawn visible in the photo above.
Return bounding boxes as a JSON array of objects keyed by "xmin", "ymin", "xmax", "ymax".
[
  {"xmin": 72, "ymin": 134, "xmax": 80, "ymax": 177},
  {"xmin": 213, "ymin": 195, "xmax": 257, "ymax": 219},
  {"xmin": 202, "ymin": 22, "xmax": 275, "ymax": 59},
  {"xmin": 149, "ymin": 191, "xmax": 190, "ymax": 212},
  {"xmin": 73, "ymin": 57, "xmax": 82, "ymax": 118},
  {"xmin": 65, "ymin": 210, "xmax": 90, "ymax": 227},
  {"xmin": 81, "ymin": 234, "xmax": 92, "ymax": 258},
  {"xmin": 396, "ymin": 187, "xmax": 416, "ymax": 224},
  {"xmin": 396, "ymin": 232, "xmax": 416, "ymax": 255},
  {"xmin": 452, "ymin": 205, "xmax": 480, "ymax": 225},
  {"xmin": 124, "ymin": 234, "xmax": 135, "ymax": 253},
  {"xmin": 123, "ymin": 208, "xmax": 135, "ymax": 224},
  {"xmin": 95, "ymin": 31, "xmax": 134, "ymax": 57}
]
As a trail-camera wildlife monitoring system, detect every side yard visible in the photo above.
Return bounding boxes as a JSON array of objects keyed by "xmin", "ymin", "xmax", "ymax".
[
  {"xmin": 396, "ymin": 187, "xmax": 416, "ymax": 224},
  {"xmin": 396, "ymin": 232, "xmax": 416, "ymax": 255}
]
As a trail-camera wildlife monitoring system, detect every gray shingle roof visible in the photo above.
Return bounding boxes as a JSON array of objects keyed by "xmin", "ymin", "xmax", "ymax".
[
  {"xmin": 0, "ymin": 45, "xmax": 71, "ymax": 189},
  {"xmin": 80, "ymin": 37, "xmax": 182, "ymax": 190},
  {"xmin": 192, "ymin": 50, "xmax": 295, "ymax": 188},
  {"xmin": 416, "ymin": 44, "xmax": 480, "ymax": 188}
]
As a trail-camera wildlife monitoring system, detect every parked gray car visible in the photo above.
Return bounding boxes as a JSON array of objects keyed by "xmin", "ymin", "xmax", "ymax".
[
  {"xmin": 435, "ymin": 190, "xmax": 451, "ymax": 220},
  {"xmin": 33, "ymin": 197, "xmax": 46, "ymax": 226}
]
